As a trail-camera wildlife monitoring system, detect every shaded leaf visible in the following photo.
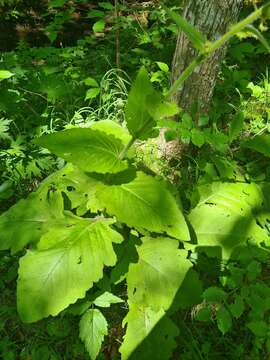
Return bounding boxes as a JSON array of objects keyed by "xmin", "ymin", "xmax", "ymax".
[
  {"xmin": 189, "ymin": 182, "xmax": 267, "ymax": 259},
  {"xmin": 242, "ymin": 134, "xmax": 270, "ymax": 157},
  {"xmin": 203, "ymin": 287, "xmax": 227, "ymax": 303},
  {"xmin": 247, "ymin": 320, "xmax": 268, "ymax": 337},
  {"xmin": 217, "ymin": 306, "xmax": 232, "ymax": 334},
  {"xmin": 229, "ymin": 296, "xmax": 245, "ymax": 319},
  {"xmin": 229, "ymin": 112, "xmax": 244, "ymax": 141},
  {"xmin": 120, "ymin": 304, "xmax": 178, "ymax": 360}
]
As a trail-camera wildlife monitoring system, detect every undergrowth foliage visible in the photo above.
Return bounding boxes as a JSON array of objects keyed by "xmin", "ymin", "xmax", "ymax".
[{"xmin": 1, "ymin": 3, "xmax": 270, "ymax": 360}]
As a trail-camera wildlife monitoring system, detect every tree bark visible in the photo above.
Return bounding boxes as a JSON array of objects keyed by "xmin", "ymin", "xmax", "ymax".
[{"xmin": 171, "ymin": 0, "xmax": 244, "ymax": 117}]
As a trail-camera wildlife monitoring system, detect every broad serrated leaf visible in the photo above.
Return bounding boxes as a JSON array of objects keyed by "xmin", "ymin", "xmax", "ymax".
[
  {"xmin": 17, "ymin": 218, "xmax": 123, "ymax": 322},
  {"xmin": 79, "ymin": 309, "xmax": 108, "ymax": 360},
  {"xmin": 216, "ymin": 306, "xmax": 232, "ymax": 334},
  {"xmin": 39, "ymin": 164, "xmax": 103, "ymax": 215},
  {"xmin": 171, "ymin": 269, "xmax": 203, "ymax": 310},
  {"xmin": 91, "ymin": 120, "xmax": 132, "ymax": 145},
  {"xmin": 164, "ymin": 7, "xmax": 205, "ymax": 51},
  {"xmin": 120, "ymin": 304, "xmax": 178, "ymax": 360},
  {"xmin": 242, "ymin": 134, "xmax": 270, "ymax": 157},
  {"xmin": 189, "ymin": 182, "xmax": 267, "ymax": 259},
  {"xmin": 125, "ymin": 67, "xmax": 173, "ymax": 140},
  {"xmin": 97, "ymin": 172, "xmax": 190, "ymax": 241},
  {"xmin": 35, "ymin": 128, "xmax": 128, "ymax": 174},
  {"xmin": 0, "ymin": 165, "xmax": 93, "ymax": 253},
  {"xmin": 127, "ymin": 237, "xmax": 192, "ymax": 310},
  {"xmin": 93, "ymin": 291, "xmax": 123, "ymax": 307},
  {"xmin": 0, "ymin": 190, "xmax": 65, "ymax": 254},
  {"xmin": 125, "ymin": 67, "xmax": 158, "ymax": 140}
]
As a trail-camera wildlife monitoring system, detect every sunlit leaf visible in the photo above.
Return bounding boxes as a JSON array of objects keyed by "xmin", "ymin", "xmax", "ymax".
[
  {"xmin": 35, "ymin": 128, "xmax": 129, "ymax": 174},
  {"xmin": 17, "ymin": 218, "xmax": 123, "ymax": 322},
  {"xmin": 97, "ymin": 172, "xmax": 190, "ymax": 241},
  {"xmin": 127, "ymin": 237, "xmax": 192, "ymax": 310},
  {"xmin": 80, "ymin": 309, "xmax": 108, "ymax": 360}
]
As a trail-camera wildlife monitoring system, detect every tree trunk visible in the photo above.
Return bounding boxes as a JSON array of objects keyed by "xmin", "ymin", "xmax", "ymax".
[{"xmin": 171, "ymin": 0, "xmax": 244, "ymax": 117}]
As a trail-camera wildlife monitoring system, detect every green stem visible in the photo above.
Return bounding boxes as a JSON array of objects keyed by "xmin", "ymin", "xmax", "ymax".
[
  {"xmin": 165, "ymin": 55, "xmax": 205, "ymax": 100},
  {"xmin": 207, "ymin": 4, "xmax": 263, "ymax": 54},
  {"xmin": 119, "ymin": 137, "xmax": 136, "ymax": 160},
  {"xmin": 166, "ymin": 2, "xmax": 269, "ymax": 100}
]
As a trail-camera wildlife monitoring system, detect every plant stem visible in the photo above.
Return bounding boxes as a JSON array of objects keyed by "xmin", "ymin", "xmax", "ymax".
[
  {"xmin": 165, "ymin": 55, "xmax": 205, "ymax": 100},
  {"xmin": 166, "ymin": 2, "xmax": 269, "ymax": 100},
  {"xmin": 119, "ymin": 137, "xmax": 136, "ymax": 160}
]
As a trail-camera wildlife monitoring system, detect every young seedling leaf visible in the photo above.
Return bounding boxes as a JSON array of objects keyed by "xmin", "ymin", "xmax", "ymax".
[{"xmin": 79, "ymin": 309, "xmax": 108, "ymax": 360}]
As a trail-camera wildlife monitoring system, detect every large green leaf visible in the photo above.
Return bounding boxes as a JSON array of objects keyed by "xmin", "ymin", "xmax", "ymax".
[
  {"xmin": 188, "ymin": 182, "xmax": 268, "ymax": 259},
  {"xmin": 127, "ymin": 237, "xmax": 192, "ymax": 310},
  {"xmin": 120, "ymin": 304, "xmax": 178, "ymax": 360},
  {"xmin": 0, "ymin": 190, "xmax": 65, "ymax": 254},
  {"xmin": 91, "ymin": 120, "xmax": 132, "ymax": 145},
  {"xmin": 125, "ymin": 67, "xmax": 157, "ymax": 140},
  {"xmin": 40, "ymin": 164, "xmax": 103, "ymax": 215},
  {"xmin": 35, "ymin": 128, "xmax": 128, "ymax": 173},
  {"xmin": 79, "ymin": 309, "xmax": 108, "ymax": 360},
  {"xmin": 17, "ymin": 218, "xmax": 123, "ymax": 322},
  {"xmin": 125, "ymin": 67, "xmax": 177, "ymax": 140},
  {"xmin": 97, "ymin": 172, "xmax": 190, "ymax": 241},
  {"xmin": 0, "ymin": 165, "xmax": 103, "ymax": 253}
]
